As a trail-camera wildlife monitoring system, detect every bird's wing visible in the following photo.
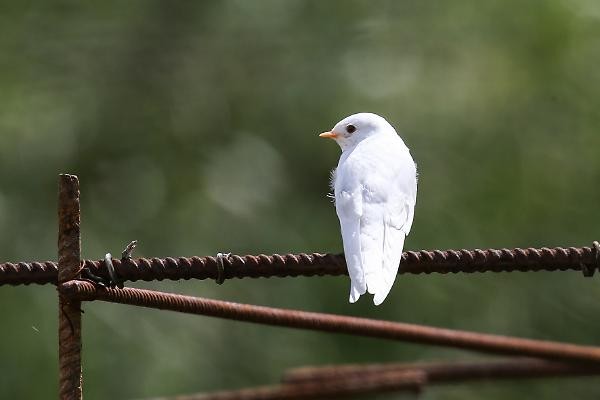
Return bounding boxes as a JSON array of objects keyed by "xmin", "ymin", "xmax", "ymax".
[
  {"xmin": 374, "ymin": 198, "xmax": 412, "ymax": 305},
  {"xmin": 335, "ymin": 186, "xmax": 366, "ymax": 303},
  {"xmin": 362, "ymin": 151, "xmax": 417, "ymax": 305},
  {"xmin": 398, "ymin": 176, "xmax": 417, "ymax": 236}
]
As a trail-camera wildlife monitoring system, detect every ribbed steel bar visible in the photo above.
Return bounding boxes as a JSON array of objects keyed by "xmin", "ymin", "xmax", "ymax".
[
  {"xmin": 148, "ymin": 370, "xmax": 424, "ymax": 400},
  {"xmin": 61, "ymin": 281, "xmax": 600, "ymax": 364},
  {"xmin": 2, "ymin": 243, "xmax": 598, "ymax": 286},
  {"xmin": 283, "ymin": 358, "xmax": 600, "ymax": 385},
  {"xmin": 150, "ymin": 358, "xmax": 600, "ymax": 400},
  {"xmin": 57, "ymin": 175, "xmax": 83, "ymax": 400}
]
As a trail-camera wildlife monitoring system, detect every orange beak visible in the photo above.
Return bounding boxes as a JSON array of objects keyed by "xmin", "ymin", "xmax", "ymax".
[{"xmin": 319, "ymin": 131, "xmax": 338, "ymax": 139}]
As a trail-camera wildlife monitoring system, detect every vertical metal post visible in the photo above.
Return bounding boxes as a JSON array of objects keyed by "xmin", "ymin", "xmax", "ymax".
[{"xmin": 58, "ymin": 174, "xmax": 82, "ymax": 399}]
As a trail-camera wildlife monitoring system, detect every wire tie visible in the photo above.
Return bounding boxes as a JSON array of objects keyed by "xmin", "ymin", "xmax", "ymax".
[
  {"xmin": 121, "ymin": 240, "xmax": 138, "ymax": 260},
  {"xmin": 215, "ymin": 252, "xmax": 230, "ymax": 285},
  {"xmin": 582, "ymin": 241, "xmax": 600, "ymax": 278},
  {"xmin": 594, "ymin": 241, "xmax": 600, "ymax": 274},
  {"xmin": 105, "ymin": 253, "xmax": 124, "ymax": 289}
]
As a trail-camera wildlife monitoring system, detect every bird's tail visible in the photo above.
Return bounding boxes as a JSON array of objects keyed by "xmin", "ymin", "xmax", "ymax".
[
  {"xmin": 372, "ymin": 230, "xmax": 405, "ymax": 306},
  {"xmin": 349, "ymin": 281, "xmax": 364, "ymax": 303}
]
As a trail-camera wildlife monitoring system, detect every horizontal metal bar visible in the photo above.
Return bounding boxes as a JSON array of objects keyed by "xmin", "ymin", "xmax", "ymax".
[
  {"xmin": 3, "ymin": 243, "xmax": 598, "ymax": 286},
  {"xmin": 149, "ymin": 370, "xmax": 424, "ymax": 400},
  {"xmin": 283, "ymin": 358, "xmax": 600, "ymax": 385},
  {"xmin": 150, "ymin": 358, "xmax": 600, "ymax": 400},
  {"xmin": 60, "ymin": 280, "xmax": 600, "ymax": 364}
]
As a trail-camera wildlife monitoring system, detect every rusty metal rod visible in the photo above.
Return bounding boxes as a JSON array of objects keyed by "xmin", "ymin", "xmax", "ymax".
[
  {"xmin": 57, "ymin": 174, "xmax": 83, "ymax": 400},
  {"xmin": 145, "ymin": 358, "xmax": 600, "ymax": 400},
  {"xmin": 146, "ymin": 370, "xmax": 425, "ymax": 400},
  {"xmin": 3, "ymin": 243, "xmax": 599, "ymax": 286},
  {"xmin": 283, "ymin": 358, "xmax": 600, "ymax": 385},
  {"xmin": 61, "ymin": 281, "xmax": 600, "ymax": 364}
]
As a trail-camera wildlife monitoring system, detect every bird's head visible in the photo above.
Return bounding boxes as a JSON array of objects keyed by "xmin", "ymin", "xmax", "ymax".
[{"xmin": 319, "ymin": 113, "xmax": 396, "ymax": 151}]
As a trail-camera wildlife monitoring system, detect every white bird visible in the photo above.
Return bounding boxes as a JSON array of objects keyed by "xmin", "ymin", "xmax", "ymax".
[{"xmin": 319, "ymin": 113, "xmax": 417, "ymax": 305}]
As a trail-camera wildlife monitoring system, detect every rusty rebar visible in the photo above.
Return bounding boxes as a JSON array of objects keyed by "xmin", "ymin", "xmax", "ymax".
[
  {"xmin": 58, "ymin": 174, "xmax": 83, "ymax": 399},
  {"xmin": 61, "ymin": 281, "xmax": 600, "ymax": 364},
  {"xmin": 283, "ymin": 358, "xmax": 600, "ymax": 385},
  {"xmin": 3, "ymin": 243, "xmax": 599, "ymax": 286},
  {"xmin": 150, "ymin": 358, "xmax": 600, "ymax": 400},
  {"xmin": 0, "ymin": 261, "xmax": 58, "ymax": 285},
  {"xmin": 147, "ymin": 370, "xmax": 424, "ymax": 400}
]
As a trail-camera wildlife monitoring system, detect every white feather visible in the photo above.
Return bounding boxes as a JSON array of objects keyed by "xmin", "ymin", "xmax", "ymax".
[
  {"xmin": 329, "ymin": 113, "xmax": 417, "ymax": 305},
  {"xmin": 336, "ymin": 187, "xmax": 366, "ymax": 303}
]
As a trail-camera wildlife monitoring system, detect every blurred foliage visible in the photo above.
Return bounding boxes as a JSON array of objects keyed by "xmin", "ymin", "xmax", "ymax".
[{"xmin": 1, "ymin": 1, "xmax": 600, "ymax": 398}]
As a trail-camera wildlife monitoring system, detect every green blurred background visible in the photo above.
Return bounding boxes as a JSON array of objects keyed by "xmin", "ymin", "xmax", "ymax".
[{"xmin": 1, "ymin": 1, "xmax": 600, "ymax": 398}]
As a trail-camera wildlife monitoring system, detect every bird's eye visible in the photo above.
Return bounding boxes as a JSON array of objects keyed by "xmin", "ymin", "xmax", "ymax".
[{"xmin": 346, "ymin": 124, "xmax": 356, "ymax": 134}]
